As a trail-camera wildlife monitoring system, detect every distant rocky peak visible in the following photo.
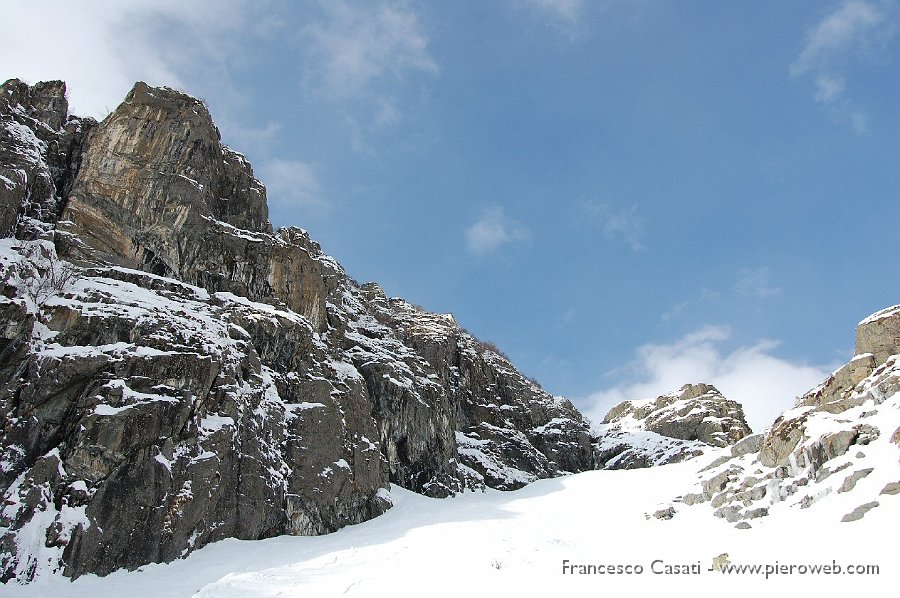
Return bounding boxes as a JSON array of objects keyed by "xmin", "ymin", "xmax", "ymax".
[
  {"xmin": 69, "ymin": 80, "xmax": 270, "ymax": 237},
  {"xmin": 1, "ymin": 78, "xmax": 68, "ymax": 132},
  {"xmin": 603, "ymin": 382, "xmax": 752, "ymax": 447},
  {"xmin": 53, "ymin": 82, "xmax": 337, "ymax": 328}
]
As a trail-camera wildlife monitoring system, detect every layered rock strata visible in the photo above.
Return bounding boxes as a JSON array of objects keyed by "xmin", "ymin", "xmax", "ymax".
[{"xmin": 0, "ymin": 80, "xmax": 596, "ymax": 582}]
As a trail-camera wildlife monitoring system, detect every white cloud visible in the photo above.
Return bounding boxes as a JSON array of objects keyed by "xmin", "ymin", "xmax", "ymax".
[
  {"xmin": 466, "ymin": 206, "xmax": 529, "ymax": 254},
  {"xmin": 218, "ymin": 120, "xmax": 283, "ymax": 156},
  {"xmin": 522, "ymin": 0, "xmax": 585, "ymax": 23},
  {"xmin": 0, "ymin": 0, "xmax": 245, "ymax": 119},
  {"xmin": 813, "ymin": 74, "xmax": 847, "ymax": 103},
  {"xmin": 301, "ymin": 1, "xmax": 437, "ymax": 99},
  {"xmin": 791, "ymin": 1, "xmax": 884, "ymax": 76},
  {"xmin": 584, "ymin": 201, "xmax": 644, "ymax": 251},
  {"xmin": 734, "ymin": 267, "xmax": 782, "ymax": 299},
  {"xmin": 299, "ymin": 1, "xmax": 437, "ymax": 152},
  {"xmin": 580, "ymin": 327, "xmax": 833, "ymax": 433},
  {"xmin": 257, "ymin": 159, "xmax": 325, "ymax": 210},
  {"xmin": 790, "ymin": 0, "xmax": 895, "ymax": 134}
]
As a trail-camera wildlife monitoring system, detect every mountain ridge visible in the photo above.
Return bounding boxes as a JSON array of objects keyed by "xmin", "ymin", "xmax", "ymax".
[
  {"xmin": 1, "ymin": 78, "xmax": 896, "ymax": 585},
  {"xmin": 1, "ymin": 79, "xmax": 596, "ymax": 580}
]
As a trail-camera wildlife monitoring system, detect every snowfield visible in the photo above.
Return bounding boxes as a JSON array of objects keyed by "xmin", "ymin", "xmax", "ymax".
[{"xmin": 4, "ymin": 450, "xmax": 895, "ymax": 598}]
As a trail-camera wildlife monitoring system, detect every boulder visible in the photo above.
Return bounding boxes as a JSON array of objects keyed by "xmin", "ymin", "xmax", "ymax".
[{"xmin": 841, "ymin": 501, "xmax": 879, "ymax": 523}]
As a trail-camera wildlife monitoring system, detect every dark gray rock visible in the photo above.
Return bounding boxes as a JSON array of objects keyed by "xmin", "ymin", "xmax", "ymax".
[
  {"xmin": 337, "ymin": 284, "xmax": 596, "ymax": 491},
  {"xmin": 0, "ymin": 262, "xmax": 391, "ymax": 580},
  {"xmin": 0, "ymin": 79, "xmax": 95, "ymax": 240}
]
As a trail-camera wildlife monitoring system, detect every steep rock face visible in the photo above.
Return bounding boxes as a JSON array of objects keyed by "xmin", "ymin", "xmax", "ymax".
[
  {"xmin": 594, "ymin": 383, "xmax": 752, "ymax": 469},
  {"xmin": 57, "ymin": 82, "xmax": 327, "ymax": 330},
  {"xmin": 669, "ymin": 306, "xmax": 900, "ymax": 526},
  {"xmin": 0, "ymin": 80, "xmax": 598, "ymax": 582},
  {"xmin": 0, "ymin": 240, "xmax": 390, "ymax": 580},
  {"xmin": 0, "ymin": 79, "xmax": 94, "ymax": 239},
  {"xmin": 326, "ymin": 282, "xmax": 463, "ymax": 497},
  {"xmin": 351, "ymin": 284, "xmax": 596, "ymax": 490}
]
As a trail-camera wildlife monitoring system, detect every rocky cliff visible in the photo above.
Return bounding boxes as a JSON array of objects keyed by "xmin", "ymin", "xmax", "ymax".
[
  {"xmin": 0, "ymin": 79, "xmax": 94, "ymax": 239},
  {"xmin": 665, "ymin": 305, "xmax": 900, "ymax": 527},
  {"xmin": 593, "ymin": 383, "xmax": 752, "ymax": 469},
  {"xmin": 0, "ymin": 79, "xmax": 595, "ymax": 581}
]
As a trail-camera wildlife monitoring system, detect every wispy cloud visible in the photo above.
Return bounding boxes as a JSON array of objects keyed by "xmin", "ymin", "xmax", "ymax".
[
  {"xmin": 0, "ymin": 0, "xmax": 249, "ymax": 119},
  {"xmin": 344, "ymin": 97, "xmax": 402, "ymax": 155},
  {"xmin": 521, "ymin": 0, "xmax": 585, "ymax": 23},
  {"xmin": 257, "ymin": 159, "xmax": 326, "ymax": 210},
  {"xmin": 299, "ymin": 1, "xmax": 437, "ymax": 152},
  {"xmin": 813, "ymin": 73, "xmax": 847, "ymax": 103},
  {"xmin": 660, "ymin": 301, "xmax": 689, "ymax": 323},
  {"xmin": 301, "ymin": 1, "xmax": 437, "ymax": 99},
  {"xmin": 790, "ymin": 1, "xmax": 884, "ymax": 76},
  {"xmin": 580, "ymin": 327, "xmax": 832, "ymax": 433},
  {"xmin": 790, "ymin": 0, "xmax": 896, "ymax": 134},
  {"xmin": 734, "ymin": 267, "xmax": 782, "ymax": 299},
  {"xmin": 218, "ymin": 120, "xmax": 282, "ymax": 156},
  {"xmin": 584, "ymin": 201, "xmax": 644, "ymax": 251},
  {"xmin": 466, "ymin": 206, "xmax": 530, "ymax": 255}
]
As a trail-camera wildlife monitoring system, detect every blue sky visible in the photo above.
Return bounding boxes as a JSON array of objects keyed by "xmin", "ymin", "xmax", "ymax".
[{"xmin": 3, "ymin": 0, "xmax": 898, "ymax": 430}]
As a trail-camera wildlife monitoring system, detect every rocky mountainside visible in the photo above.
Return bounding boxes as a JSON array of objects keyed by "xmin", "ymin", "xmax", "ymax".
[
  {"xmin": 594, "ymin": 383, "xmax": 753, "ymax": 469},
  {"xmin": 666, "ymin": 305, "xmax": 900, "ymax": 526},
  {"xmin": 0, "ymin": 79, "xmax": 595, "ymax": 581}
]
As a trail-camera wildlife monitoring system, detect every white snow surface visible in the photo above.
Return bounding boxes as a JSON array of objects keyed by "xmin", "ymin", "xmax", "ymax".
[{"xmin": 4, "ymin": 452, "xmax": 895, "ymax": 597}]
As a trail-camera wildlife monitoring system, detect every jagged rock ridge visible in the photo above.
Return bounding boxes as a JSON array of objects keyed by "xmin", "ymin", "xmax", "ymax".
[
  {"xmin": 0, "ymin": 79, "xmax": 595, "ymax": 582},
  {"xmin": 594, "ymin": 383, "xmax": 752, "ymax": 469},
  {"xmin": 667, "ymin": 305, "xmax": 900, "ymax": 526},
  {"xmin": 0, "ymin": 79, "xmax": 94, "ymax": 239}
]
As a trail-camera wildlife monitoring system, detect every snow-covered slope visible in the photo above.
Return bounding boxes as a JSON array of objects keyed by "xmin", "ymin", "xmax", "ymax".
[{"xmin": 1, "ymin": 454, "xmax": 895, "ymax": 598}]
